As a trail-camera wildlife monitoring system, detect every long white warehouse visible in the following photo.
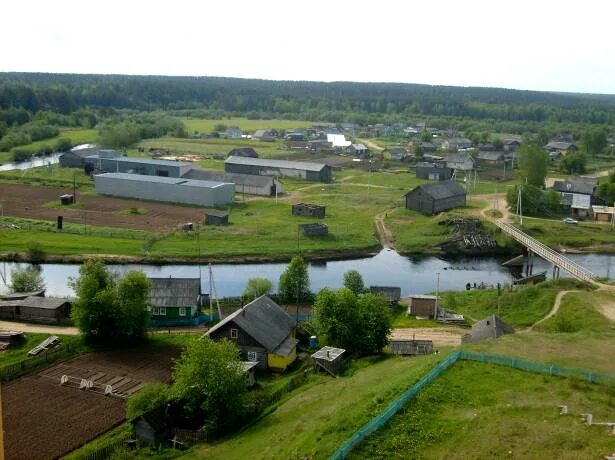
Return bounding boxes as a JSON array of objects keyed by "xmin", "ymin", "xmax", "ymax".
[{"xmin": 94, "ymin": 173, "xmax": 235, "ymax": 207}]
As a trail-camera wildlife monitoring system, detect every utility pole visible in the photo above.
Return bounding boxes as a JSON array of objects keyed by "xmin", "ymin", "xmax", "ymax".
[
  {"xmin": 73, "ymin": 171, "xmax": 77, "ymax": 204},
  {"xmin": 434, "ymin": 272, "xmax": 440, "ymax": 320}
]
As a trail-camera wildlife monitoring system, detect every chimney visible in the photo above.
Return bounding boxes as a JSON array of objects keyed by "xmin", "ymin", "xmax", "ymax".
[{"xmin": 326, "ymin": 350, "xmax": 330, "ymax": 358}]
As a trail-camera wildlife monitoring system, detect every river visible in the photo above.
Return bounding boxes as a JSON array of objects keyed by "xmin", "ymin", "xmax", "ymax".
[
  {"xmin": 0, "ymin": 153, "xmax": 61, "ymax": 172},
  {"xmin": 1, "ymin": 249, "xmax": 614, "ymax": 298}
]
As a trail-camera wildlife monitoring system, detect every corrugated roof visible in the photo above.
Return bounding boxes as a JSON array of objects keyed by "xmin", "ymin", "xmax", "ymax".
[
  {"xmin": 148, "ymin": 278, "xmax": 201, "ymax": 308},
  {"xmin": 477, "ymin": 151, "xmax": 504, "ymax": 161},
  {"xmin": 406, "ymin": 181, "xmax": 467, "ymax": 200},
  {"xmin": 553, "ymin": 179, "xmax": 596, "ymax": 195},
  {"xmin": 0, "ymin": 296, "xmax": 70, "ymax": 310},
  {"xmin": 225, "ymin": 156, "xmax": 328, "ymax": 172},
  {"xmin": 207, "ymin": 296, "xmax": 296, "ymax": 354},
  {"xmin": 183, "ymin": 168, "xmax": 276, "ymax": 187},
  {"xmin": 95, "ymin": 172, "xmax": 232, "ymax": 189},
  {"xmin": 86, "ymin": 155, "xmax": 192, "ymax": 167},
  {"xmin": 311, "ymin": 346, "xmax": 345, "ymax": 362}
]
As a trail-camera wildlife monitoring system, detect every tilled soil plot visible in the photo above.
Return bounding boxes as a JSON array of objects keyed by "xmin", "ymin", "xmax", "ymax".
[
  {"xmin": 0, "ymin": 183, "xmax": 205, "ymax": 231},
  {"xmin": 2, "ymin": 346, "xmax": 181, "ymax": 460}
]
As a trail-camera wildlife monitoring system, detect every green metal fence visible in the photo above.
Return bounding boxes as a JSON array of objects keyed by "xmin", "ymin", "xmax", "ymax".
[{"xmin": 329, "ymin": 351, "xmax": 615, "ymax": 459}]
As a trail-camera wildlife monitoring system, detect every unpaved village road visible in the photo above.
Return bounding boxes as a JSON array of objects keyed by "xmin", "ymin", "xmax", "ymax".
[
  {"xmin": 0, "ymin": 320, "xmax": 78, "ymax": 335},
  {"xmin": 390, "ymin": 327, "xmax": 466, "ymax": 347}
]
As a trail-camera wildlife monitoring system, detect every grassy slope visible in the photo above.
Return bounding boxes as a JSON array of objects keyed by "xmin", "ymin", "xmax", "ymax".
[
  {"xmin": 180, "ymin": 117, "xmax": 314, "ymax": 133},
  {"xmin": 184, "ymin": 354, "xmax": 448, "ymax": 460},
  {"xmin": 519, "ymin": 217, "xmax": 615, "ymax": 250},
  {"xmin": 350, "ymin": 361, "xmax": 615, "ymax": 460},
  {"xmin": 0, "ymin": 128, "xmax": 99, "ymax": 158}
]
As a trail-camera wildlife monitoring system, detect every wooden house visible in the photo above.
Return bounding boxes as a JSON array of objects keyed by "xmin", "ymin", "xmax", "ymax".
[
  {"xmin": 552, "ymin": 178, "xmax": 601, "ymax": 217},
  {"xmin": 407, "ymin": 295, "xmax": 439, "ymax": 318},
  {"xmin": 207, "ymin": 296, "xmax": 297, "ymax": 372},
  {"xmin": 504, "ymin": 139, "xmax": 521, "ymax": 151},
  {"xmin": 390, "ymin": 339, "xmax": 433, "ymax": 356},
  {"xmin": 477, "ymin": 151, "xmax": 505, "ymax": 166},
  {"xmin": 292, "ymin": 203, "xmax": 326, "ymax": 218},
  {"xmin": 415, "ymin": 162, "xmax": 454, "ymax": 181},
  {"xmin": 405, "ymin": 182, "xmax": 467, "ymax": 214},
  {"xmin": 441, "ymin": 138, "xmax": 473, "ymax": 151},
  {"xmin": 0, "ymin": 296, "xmax": 71, "ymax": 324},
  {"xmin": 148, "ymin": 278, "xmax": 203, "ymax": 326},
  {"xmin": 443, "ymin": 153, "xmax": 475, "ymax": 171},
  {"xmin": 544, "ymin": 141, "xmax": 578, "ymax": 155},
  {"xmin": 311, "ymin": 346, "xmax": 345, "ymax": 376}
]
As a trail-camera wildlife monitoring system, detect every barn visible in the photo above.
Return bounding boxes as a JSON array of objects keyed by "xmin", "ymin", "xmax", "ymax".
[
  {"xmin": 415, "ymin": 162, "xmax": 454, "ymax": 181},
  {"xmin": 182, "ymin": 168, "xmax": 283, "ymax": 196},
  {"xmin": 94, "ymin": 173, "xmax": 235, "ymax": 207},
  {"xmin": 59, "ymin": 147, "xmax": 121, "ymax": 168},
  {"xmin": 405, "ymin": 181, "xmax": 467, "ymax": 214},
  {"xmin": 225, "ymin": 156, "xmax": 332, "ymax": 182},
  {"xmin": 0, "ymin": 296, "xmax": 72, "ymax": 324},
  {"xmin": 408, "ymin": 295, "xmax": 439, "ymax": 318},
  {"xmin": 390, "ymin": 339, "xmax": 433, "ymax": 356},
  {"xmin": 85, "ymin": 156, "xmax": 193, "ymax": 178}
]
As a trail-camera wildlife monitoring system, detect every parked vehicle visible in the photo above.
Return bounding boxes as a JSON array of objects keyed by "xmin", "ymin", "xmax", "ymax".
[{"xmin": 563, "ymin": 217, "xmax": 579, "ymax": 225}]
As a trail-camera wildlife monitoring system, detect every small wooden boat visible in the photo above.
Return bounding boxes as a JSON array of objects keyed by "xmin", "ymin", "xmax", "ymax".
[
  {"xmin": 513, "ymin": 271, "xmax": 547, "ymax": 285},
  {"xmin": 502, "ymin": 254, "xmax": 524, "ymax": 267}
]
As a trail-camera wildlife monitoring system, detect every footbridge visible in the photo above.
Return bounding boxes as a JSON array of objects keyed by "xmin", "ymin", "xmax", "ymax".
[{"xmin": 494, "ymin": 220, "xmax": 598, "ymax": 283}]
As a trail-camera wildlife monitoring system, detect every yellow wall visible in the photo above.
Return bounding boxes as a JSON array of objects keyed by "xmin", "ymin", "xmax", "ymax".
[{"xmin": 267, "ymin": 346, "xmax": 297, "ymax": 371}]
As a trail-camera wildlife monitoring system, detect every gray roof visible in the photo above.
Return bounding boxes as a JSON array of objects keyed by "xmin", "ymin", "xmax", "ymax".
[
  {"xmin": 504, "ymin": 139, "xmax": 520, "ymax": 145},
  {"xmin": 477, "ymin": 151, "xmax": 505, "ymax": 161},
  {"xmin": 406, "ymin": 181, "xmax": 467, "ymax": 200},
  {"xmin": 311, "ymin": 346, "xmax": 345, "ymax": 362},
  {"xmin": 148, "ymin": 278, "xmax": 201, "ymax": 308},
  {"xmin": 64, "ymin": 148, "xmax": 122, "ymax": 159},
  {"xmin": 544, "ymin": 141, "xmax": 577, "ymax": 150},
  {"xmin": 350, "ymin": 143, "xmax": 367, "ymax": 150},
  {"xmin": 552, "ymin": 179, "xmax": 597, "ymax": 195},
  {"xmin": 207, "ymin": 296, "xmax": 296, "ymax": 354},
  {"xmin": 95, "ymin": 172, "xmax": 232, "ymax": 189},
  {"xmin": 0, "ymin": 296, "xmax": 70, "ymax": 310},
  {"xmin": 1, "ymin": 290, "xmax": 45, "ymax": 300},
  {"xmin": 228, "ymin": 147, "xmax": 258, "ymax": 157},
  {"xmin": 444, "ymin": 153, "xmax": 474, "ymax": 164},
  {"xmin": 86, "ymin": 156, "xmax": 192, "ymax": 167},
  {"xmin": 183, "ymin": 168, "xmax": 277, "ymax": 187},
  {"xmin": 225, "ymin": 156, "xmax": 328, "ymax": 172}
]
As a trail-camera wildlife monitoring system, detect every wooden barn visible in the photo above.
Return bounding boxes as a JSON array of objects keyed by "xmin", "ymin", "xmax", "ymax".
[
  {"xmin": 407, "ymin": 295, "xmax": 439, "ymax": 318},
  {"xmin": 405, "ymin": 181, "xmax": 467, "ymax": 215},
  {"xmin": 207, "ymin": 296, "xmax": 297, "ymax": 372},
  {"xmin": 311, "ymin": 346, "xmax": 346, "ymax": 376},
  {"xmin": 292, "ymin": 203, "xmax": 326, "ymax": 218},
  {"xmin": 0, "ymin": 296, "xmax": 71, "ymax": 324},
  {"xmin": 390, "ymin": 339, "xmax": 434, "ymax": 356}
]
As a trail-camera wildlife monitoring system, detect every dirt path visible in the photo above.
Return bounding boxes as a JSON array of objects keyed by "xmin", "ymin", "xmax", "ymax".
[
  {"xmin": 524, "ymin": 290, "xmax": 577, "ymax": 332},
  {"xmin": 391, "ymin": 327, "xmax": 466, "ymax": 347},
  {"xmin": 374, "ymin": 210, "xmax": 395, "ymax": 248},
  {"xmin": 355, "ymin": 138, "xmax": 384, "ymax": 152},
  {"xmin": 0, "ymin": 320, "xmax": 79, "ymax": 335},
  {"xmin": 478, "ymin": 193, "xmax": 511, "ymax": 222}
]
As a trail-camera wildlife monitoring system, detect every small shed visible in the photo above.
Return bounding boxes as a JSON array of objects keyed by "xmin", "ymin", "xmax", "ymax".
[
  {"xmin": 300, "ymin": 223, "xmax": 328, "ymax": 236},
  {"xmin": 405, "ymin": 181, "xmax": 467, "ymax": 215},
  {"xmin": 59, "ymin": 194, "xmax": 74, "ymax": 205},
  {"xmin": 0, "ymin": 331, "xmax": 25, "ymax": 350},
  {"xmin": 369, "ymin": 286, "xmax": 401, "ymax": 303},
  {"xmin": 408, "ymin": 295, "xmax": 439, "ymax": 318},
  {"xmin": 292, "ymin": 203, "xmax": 326, "ymax": 218},
  {"xmin": 390, "ymin": 339, "xmax": 434, "ymax": 356},
  {"xmin": 311, "ymin": 346, "xmax": 346, "ymax": 376},
  {"xmin": 204, "ymin": 210, "xmax": 229, "ymax": 226},
  {"xmin": 132, "ymin": 407, "xmax": 173, "ymax": 446},
  {"xmin": 461, "ymin": 315, "xmax": 514, "ymax": 343},
  {"xmin": 242, "ymin": 361, "xmax": 258, "ymax": 387}
]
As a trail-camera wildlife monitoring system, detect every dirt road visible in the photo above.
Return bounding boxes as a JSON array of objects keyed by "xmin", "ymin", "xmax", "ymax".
[
  {"xmin": 391, "ymin": 327, "xmax": 466, "ymax": 347},
  {"xmin": 0, "ymin": 320, "xmax": 78, "ymax": 335},
  {"xmin": 374, "ymin": 210, "xmax": 395, "ymax": 248}
]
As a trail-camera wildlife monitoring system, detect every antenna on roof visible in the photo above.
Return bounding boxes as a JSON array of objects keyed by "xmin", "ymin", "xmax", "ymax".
[{"xmin": 208, "ymin": 264, "xmax": 223, "ymax": 321}]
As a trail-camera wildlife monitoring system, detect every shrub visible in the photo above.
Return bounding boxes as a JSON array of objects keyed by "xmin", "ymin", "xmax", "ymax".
[{"xmin": 25, "ymin": 240, "xmax": 46, "ymax": 261}]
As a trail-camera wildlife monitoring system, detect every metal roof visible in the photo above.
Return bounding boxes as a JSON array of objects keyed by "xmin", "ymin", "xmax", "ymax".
[
  {"xmin": 96, "ymin": 172, "xmax": 232, "ymax": 189},
  {"xmin": 477, "ymin": 151, "xmax": 505, "ymax": 161},
  {"xmin": 148, "ymin": 278, "xmax": 201, "ymax": 308},
  {"xmin": 86, "ymin": 155, "xmax": 192, "ymax": 167},
  {"xmin": 207, "ymin": 296, "xmax": 296, "ymax": 354},
  {"xmin": 311, "ymin": 346, "xmax": 345, "ymax": 362},
  {"xmin": 0, "ymin": 296, "xmax": 70, "ymax": 310},
  {"xmin": 552, "ymin": 179, "xmax": 596, "ymax": 195},
  {"xmin": 406, "ymin": 181, "xmax": 467, "ymax": 200},
  {"xmin": 183, "ymin": 168, "xmax": 277, "ymax": 187},
  {"xmin": 225, "ymin": 156, "xmax": 328, "ymax": 172}
]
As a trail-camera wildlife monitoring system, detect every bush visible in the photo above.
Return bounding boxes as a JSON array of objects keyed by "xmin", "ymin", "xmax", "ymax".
[
  {"xmin": 126, "ymin": 382, "xmax": 173, "ymax": 420},
  {"xmin": 25, "ymin": 240, "xmax": 46, "ymax": 261},
  {"xmin": 54, "ymin": 137, "xmax": 72, "ymax": 152},
  {"xmin": 11, "ymin": 149, "xmax": 33, "ymax": 163},
  {"xmin": 9, "ymin": 266, "xmax": 45, "ymax": 293}
]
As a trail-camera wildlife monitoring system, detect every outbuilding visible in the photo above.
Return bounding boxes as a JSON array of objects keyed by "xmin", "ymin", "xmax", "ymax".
[
  {"xmin": 369, "ymin": 286, "xmax": 401, "ymax": 303},
  {"xmin": 292, "ymin": 203, "xmax": 326, "ymax": 218},
  {"xmin": 59, "ymin": 147, "xmax": 121, "ymax": 168},
  {"xmin": 415, "ymin": 162, "xmax": 454, "ymax": 181},
  {"xmin": 407, "ymin": 295, "xmax": 439, "ymax": 318},
  {"xmin": 0, "ymin": 296, "xmax": 71, "ymax": 324},
  {"xmin": 405, "ymin": 181, "xmax": 467, "ymax": 214},
  {"xmin": 225, "ymin": 156, "xmax": 332, "ymax": 182},
  {"xmin": 461, "ymin": 315, "xmax": 514, "ymax": 343},
  {"xmin": 311, "ymin": 346, "xmax": 345, "ymax": 376},
  {"xmin": 227, "ymin": 147, "xmax": 258, "ymax": 158},
  {"xmin": 390, "ymin": 339, "xmax": 433, "ymax": 356},
  {"xmin": 94, "ymin": 173, "xmax": 235, "ymax": 207},
  {"xmin": 183, "ymin": 168, "xmax": 283, "ymax": 196},
  {"xmin": 85, "ymin": 156, "xmax": 193, "ymax": 178},
  {"xmin": 300, "ymin": 222, "xmax": 328, "ymax": 236},
  {"xmin": 204, "ymin": 210, "xmax": 229, "ymax": 226}
]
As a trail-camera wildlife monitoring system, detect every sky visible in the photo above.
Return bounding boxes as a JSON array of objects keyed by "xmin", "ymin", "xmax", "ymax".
[{"xmin": 2, "ymin": 0, "xmax": 615, "ymax": 94}]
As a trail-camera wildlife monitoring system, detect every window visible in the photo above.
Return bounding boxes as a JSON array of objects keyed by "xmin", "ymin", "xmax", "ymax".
[
  {"xmin": 179, "ymin": 307, "xmax": 186, "ymax": 317},
  {"xmin": 153, "ymin": 307, "xmax": 167, "ymax": 316},
  {"xmin": 230, "ymin": 328, "xmax": 238, "ymax": 339},
  {"xmin": 247, "ymin": 351, "xmax": 257, "ymax": 362}
]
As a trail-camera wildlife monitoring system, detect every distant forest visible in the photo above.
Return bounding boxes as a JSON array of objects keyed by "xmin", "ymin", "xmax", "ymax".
[{"xmin": 2, "ymin": 72, "xmax": 615, "ymax": 127}]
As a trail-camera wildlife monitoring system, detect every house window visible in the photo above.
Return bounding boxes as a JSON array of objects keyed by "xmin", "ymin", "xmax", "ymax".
[
  {"xmin": 247, "ymin": 351, "xmax": 257, "ymax": 362},
  {"xmin": 230, "ymin": 328, "xmax": 238, "ymax": 339},
  {"xmin": 179, "ymin": 307, "xmax": 186, "ymax": 317},
  {"xmin": 153, "ymin": 307, "xmax": 167, "ymax": 316}
]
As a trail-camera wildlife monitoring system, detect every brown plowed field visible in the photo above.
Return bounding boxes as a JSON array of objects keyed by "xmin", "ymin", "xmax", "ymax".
[
  {"xmin": 0, "ymin": 183, "xmax": 205, "ymax": 231},
  {"xmin": 2, "ymin": 346, "xmax": 181, "ymax": 460}
]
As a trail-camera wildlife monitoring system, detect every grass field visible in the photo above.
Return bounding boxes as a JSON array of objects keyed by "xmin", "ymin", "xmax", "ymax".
[
  {"xmin": 516, "ymin": 217, "xmax": 615, "ymax": 250},
  {"xmin": 183, "ymin": 354, "xmax": 448, "ymax": 460},
  {"xmin": 350, "ymin": 360, "xmax": 615, "ymax": 459},
  {"xmin": 180, "ymin": 117, "xmax": 315, "ymax": 134},
  {"xmin": 0, "ymin": 128, "xmax": 99, "ymax": 159}
]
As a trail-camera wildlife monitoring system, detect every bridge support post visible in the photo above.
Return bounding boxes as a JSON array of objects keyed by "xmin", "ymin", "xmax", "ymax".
[{"xmin": 527, "ymin": 250, "xmax": 534, "ymax": 275}]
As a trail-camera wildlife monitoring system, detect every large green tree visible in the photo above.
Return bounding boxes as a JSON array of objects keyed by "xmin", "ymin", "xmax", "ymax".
[
  {"xmin": 343, "ymin": 270, "xmax": 365, "ymax": 296},
  {"xmin": 278, "ymin": 256, "xmax": 310, "ymax": 303},
  {"xmin": 243, "ymin": 278, "xmax": 273, "ymax": 300},
  {"xmin": 9, "ymin": 266, "xmax": 45, "ymax": 293},
  {"xmin": 171, "ymin": 337, "xmax": 251, "ymax": 429},
  {"xmin": 519, "ymin": 144, "xmax": 549, "ymax": 187},
  {"xmin": 560, "ymin": 152, "xmax": 586, "ymax": 174},
  {"xmin": 69, "ymin": 259, "xmax": 150, "ymax": 342},
  {"xmin": 581, "ymin": 128, "xmax": 607, "ymax": 156}
]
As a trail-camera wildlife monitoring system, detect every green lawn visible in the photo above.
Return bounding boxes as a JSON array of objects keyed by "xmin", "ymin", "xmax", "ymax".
[
  {"xmin": 0, "ymin": 128, "xmax": 99, "ymax": 159},
  {"xmin": 0, "ymin": 164, "xmax": 93, "ymax": 190},
  {"xmin": 351, "ymin": 360, "xmax": 615, "ymax": 459},
  {"xmin": 516, "ymin": 217, "xmax": 615, "ymax": 251},
  {"xmin": 183, "ymin": 354, "xmax": 448, "ymax": 460},
  {"xmin": 180, "ymin": 117, "xmax": 315, "ymax": 134}
]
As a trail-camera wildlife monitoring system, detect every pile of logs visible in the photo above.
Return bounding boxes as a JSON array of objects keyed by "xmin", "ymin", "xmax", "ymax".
[{"xmin": 443, "ymin": 217, "xmax": 496, "ymax": 250}]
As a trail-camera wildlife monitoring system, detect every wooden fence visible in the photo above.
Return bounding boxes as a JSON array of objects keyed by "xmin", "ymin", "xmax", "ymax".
[{"xmin": 0, "ymin": 343, "xmax": 75, "ymax": 382}]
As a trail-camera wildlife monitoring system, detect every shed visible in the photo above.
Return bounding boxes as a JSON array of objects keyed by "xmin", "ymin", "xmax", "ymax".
[
  {"xmin": 132, "ymin": 406, "xmax": 173, "ymax": 447},
  {"xmin": 311, "ymin": 346, "xmax": 345, "ymax": 376},
  {"xmin": 369, "ymin": 286, "xmax": 401, "ymax": 303},
  {"xmin": 59, "ymin": 194, "xmax": 74, "ymax": 205},
  {"xmin": 300, "ymin": 223, "xmax": 328, "ymax": 236},
  {"xmin": 148, "ymin": 277, "xmax": 203, "ymax": 326},
  {"xmin": 59, "ymin": 147, "xmax": 121, "ymax": 168},
  {"xmin": 407, "ymin": 295, "xmax": 439, "ymax": 318},
  {"xmin": 225, "ymin": 156, "xmax": 332, "ymax": 182},
  {"xmin": 477, "ymin": 151, "xmax": 505, "ymax": 165},
  {"xmin": 227, "ymin": 147, "xmax": 258, "ymax": 158},
  {"xmin": 183, "ymin": 168, "xmax": 283, "ymax": 197},
  {"xmin": 85, "ymin": 156, "xmax": 193, "ymax": 178},
  {"xmin": 461, "ymin": 315, "xmax": 514, "ymax": 343},
  {"xmin": 204, "ymin": 210, "xmax": 229, "ymax": 226},
  {"xmin": 242, "ymin": 361, "xmax": 258, "ymax": 387},
  {"xmin": 405, "ymin": 181, "xmax": 467, "ymax": 214},
  {"xmin": 592, "ymin": 205, "xmax": 615, "ymax": 222},
  {"xmin": 390, "ymin": 339, "xmax": 434, "ymax": 356},
  {"xmin": 0, "ymin": 296, "xmax": 72, "ymax": 324},
  {"xmin": 415, "ymin": 162, "xmax": 454, "ymax": 181},
  {"xmin": 0, "ymin": 331, "xmax": 25, "ymax": 346},
  {"xmin": 292, "ymin": 203, "xmax": 326, "ymax": 218}
]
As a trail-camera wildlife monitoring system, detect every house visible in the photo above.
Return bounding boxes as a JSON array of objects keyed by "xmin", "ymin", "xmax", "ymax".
[
  {"xmin": 591, "ymin": 205, "xmax": 615, "ymax": 222},
  {"xmin": 225, "ymin": 157, "xmax": 332, "ymax": 182},
  {"xmin": 132, "ymin": 407, "xmax": 173, "ymax": 447},
  {"xmin": 346, "ymin": 143, "xmax": 369, "ymax": 157},
  {"xmin": 369, "ymin": 286, "xmax": 401, "ymax": 303},
  {"xmin": 461, "ymin": 315, "xmax": 514, "ymax": 343},
  {"xmin": 1, "ymin": 290, "xmax": 45, "ymax": 300},
  {"xmin": 300, "ymin": 222, "xmax": 328, "ymax": 236},
  {"xmin": 286, "ymin": 140, "xmax": 309, "ymax": 150},
  {"xmin": 441, "ymin": 138, "xmax": 473, "ymax": 151},
  {"xmin": 327, "ymin": 134, "xmax": 351, "ymax": 148},
  {"xmin": 405, "ymin": 181, "xmax": 467, "ymax": 214},
  {"xmin": 407, "ymin": 295, "xmax": 439, "ymax": 318},
  {"xmin": 386, "ymin": 147, "xmax": 408, "ymax": 161},
  {"xmin": 415, "ymin": 162, "xmax": 454, "ymax": 181},
  {"xmin": 477, "ymin": 151, "xmax": 505, "ymax": 166},
  {"xmin": 183, "ymin": 168, "xmax": 283, "ymax": 196},
  {"xmin": 307, "ymin": 139, "xmax": 333, "ymax": 152},
  {"xmin": 504, "ymin": 139, "xmax": 521, "ymax": 151},
  {"xmin": 390, "ymin": 339, "xmax": 433, "ymax": 356},
  {"xmin": 207, "ymin": 296, "xmax": 297, "ymax": 371},
  {"xmin": 59, "ymin": 147, "xmax": 121, "ymax": 168},
  {"xmin": 420, "ymin": 141, "xmax": 437, "ymax": 153},
  {"xmin": 204, "ymin": 210, "xmax": 229, "ymax": 226},
  {"xmin": 311, "ymin": 346, "xmax": 345, "ymax": 376},
  {"xmin": 286, "ymin": 131, "xmax": 307, "ymax": 141},
  {"xmin": 222, "ymin": 126, "xmax": 242, "ymax": 139},
  {"xmin": 341, "ymin": 123, "xmax": 359, "ymax": 134},
  {"xmin": 148, "ymin": 277, "xmax": 203, "ymax": 326},
  {"xmin": 292, "ymin": 203, "xmax": 325, "ymax": 218},
  {"xmin": 544, "ymin": 141, "xmax": 578, "ymax": 155},
  {"xmin": 227, "ymin": 147, "xmax": 259, "ymax": 158},
  {"xmin": 0, "ymin": 296, "xmax": 71, "ymax": 324},
  {"xmin": 85, "ymin": 156, "xmax": 194, "ymax": 177},
  {"xmin": 552, "ymin": 178, "xmax": 600, "ymax": 217},
  {"xmin": 94, "ymin": 173, "xmax": 235, "ymax": 207},
  {"xmin": 443, "ymin": 153, "xmax": 475, "ymax": 171},
  {"xmin": 252, "ymin": 129, "xmax": 277, "ymax": 141}
]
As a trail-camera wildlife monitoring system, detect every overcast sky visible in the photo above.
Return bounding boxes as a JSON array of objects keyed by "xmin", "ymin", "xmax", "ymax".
[{"xmin": 2, "ymin": 0, "xmax": 614, "ymax": 94}]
